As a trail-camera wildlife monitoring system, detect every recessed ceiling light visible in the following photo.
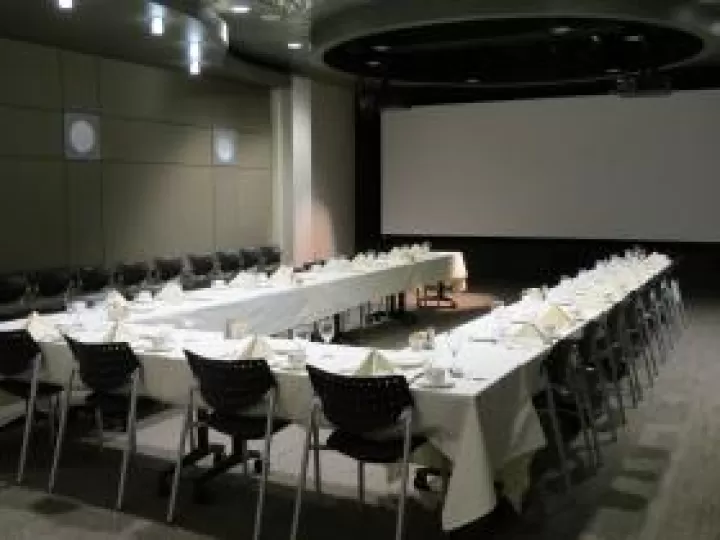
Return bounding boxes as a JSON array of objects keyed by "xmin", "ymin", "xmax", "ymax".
[
  {"xmin": 230, "ymin": 4, "xmax": 251, "ymax": 14},
  {"xmin": 372, "ymin": 44, "xmax": 390, "ymax": 52},
  {"xmin": 466, "ymin": 77, "xmax": 480, "ymax": 84},
  {"xmin": 366, "ymin": 60, "xmax": 381, "ymax": 67},
  {"xmin": 551, "ymin": 26, "xmax": 572, "ymax": 35},
  {"xmin": 625, "ymin": 35, "xmax": 643, "ymax": 42},
  {"xmin": 57, "ymin": 0, "xmax": 73, "ymax": 9},
  {"xmin": 288, "ymin": 42, "xmax": 303, "ymax": 50},
  {"xmin": 606, "ymin": 67, "xmax": 621, "ymax": 74},
  {"xmin": 591, "ymin": 34, "xmax": 601, "ymax": 43}
]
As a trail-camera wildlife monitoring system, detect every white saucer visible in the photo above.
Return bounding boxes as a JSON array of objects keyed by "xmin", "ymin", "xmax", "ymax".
[{"xmin": 417, "ymin": 380, "xmax": 455, "ymax": 389}]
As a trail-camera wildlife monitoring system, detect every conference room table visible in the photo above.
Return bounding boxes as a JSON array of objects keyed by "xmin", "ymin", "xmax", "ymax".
[{"xmin": 0, "ymin": 251, "xmax": 671, "ymax": 532}]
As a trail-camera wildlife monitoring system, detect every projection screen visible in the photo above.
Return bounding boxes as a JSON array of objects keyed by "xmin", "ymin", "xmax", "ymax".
[{"xmin": 381, "ymin": 89, "xmax": 720, "ymax": 241}]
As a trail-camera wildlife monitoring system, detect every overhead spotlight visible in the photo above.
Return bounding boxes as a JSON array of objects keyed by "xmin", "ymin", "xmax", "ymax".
[
  {"xmin": 366, "ymin": 60, "xmax": 381, "ymax": 67},
  {"xmin": 149, "ymin": 4, "xmax": 165, "ymax": 36},
  {"xmin": 624, "ymin": 35, "xmax": 643, "ymax": 42},
  {"xmin": 287, "ymin": 42, "xmax": 303, "ymax": 50},
  {"xmin": 57, "ymin": 0, "xmax": 73, "ymax": 9},
  {"xmin": 230, "ymin": 4, "xmax": 251, "ymax": 14},
  {"xmin": 466, "ymin": 77, "xmax": 480, "ymax": 84},
  {"xmin": 590, "ymin": 34, "xmax": 601, "ymax": 43},
  {"xmin": 550, "ymin": 26, "xmax": 572, "ymax": 36},
  {"xmin": 606, "ymin": 67, "xmax": 621, "ymax": 74},
  {"xmin": 372, "ymin": 44, "xmax": 390, "ymax": 52}
]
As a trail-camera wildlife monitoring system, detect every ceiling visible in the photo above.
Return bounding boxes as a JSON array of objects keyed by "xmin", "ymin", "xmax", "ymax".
[{"xmin": 2, "ymin": 1, "xmax": 720, "ymax": 104}]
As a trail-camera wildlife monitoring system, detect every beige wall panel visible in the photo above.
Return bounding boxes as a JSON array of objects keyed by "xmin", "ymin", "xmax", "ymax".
[
  {"xmin": 103, "ymin": 164, "xmax": 214, "ymax": 263},
  {"xmin": 61, "ymin": 51, "xmax": 100, "ymax": 110},
  {"xmin": 103, "ymin": 117, "xmax": 212, "ymax": 165},
  {"xmin": 0, "ymin": 107, "xmax": 61, "ymax": 158},
  {"xmin": 0, "ymin": 39, "xmax": 61, "ymax": 109},
  {"xmin": 67, "ymin": 163, "xmax": 104, "ymax": 266},
  {"xmin": 235, "ymin": 133, "xmax": 272, "ymax": 169},
  {"xmin": 0, "ymin": 161, "xmax": 66, "ymax": 271},
  {"xmin": 214, "ymin": 169, "xmax": 272, "ymax": 248}
]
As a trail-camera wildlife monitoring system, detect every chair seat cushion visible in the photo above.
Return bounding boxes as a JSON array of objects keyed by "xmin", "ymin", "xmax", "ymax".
[
  {"xmin": 0, "ymin": 379, "xmax": 63, "ymax": 398},
  {"xmin": 208, "ymin": 412, "xmax": 289, "ymax": 440},
  {"xmin": 326, "ymin": 430, "xmax": 427, "ymax": 464}
]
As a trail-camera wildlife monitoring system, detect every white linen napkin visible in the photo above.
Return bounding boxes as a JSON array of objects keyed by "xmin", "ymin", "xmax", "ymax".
[
  {"xmin": 354, "ymin": 350, "xmax": 396, "ymax": 376},
  {"xmin": 25, "ymin": 311, "xmax": 60, "ymax": 341},
  {"xmin": 156, "ymin": 281, "xmax": 184, "ymax": 304}
]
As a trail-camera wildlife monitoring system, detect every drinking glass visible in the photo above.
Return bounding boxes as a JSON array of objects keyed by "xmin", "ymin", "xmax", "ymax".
[{"xmin": 318, "ymin": 317, "xmax": 335, "ymax": 345}]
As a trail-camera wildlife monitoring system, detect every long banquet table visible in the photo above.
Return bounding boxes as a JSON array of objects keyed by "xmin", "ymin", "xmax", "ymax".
[{"xmin": 0, "ymin": 251, "xmax": 673, "ymax": 532}]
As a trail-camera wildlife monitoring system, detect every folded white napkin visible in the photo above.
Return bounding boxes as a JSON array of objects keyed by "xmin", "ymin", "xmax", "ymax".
[
  {"xmin": 535, "ymin": 305, "xmax": 573, "ymax": 333},
  {"xmin": 354, "ymin": 350, "xmax": 396, "ymax": 376},
  {"xmin": 156, "ymin": 281, "xmax": 184, "ymax": 304},
  {"xmin": 105, "ymin": 290, "xmax": 130, "ymax": 322},
  {"xmin": 229, "ymin": 271, "xmax": 256, "ymax": 288},
  {"xmin": 25, "ymin": 311, "xmax": 60, "ymax": 341}
]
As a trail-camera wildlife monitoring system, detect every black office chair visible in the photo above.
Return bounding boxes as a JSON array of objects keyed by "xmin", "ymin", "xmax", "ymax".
[
  {"xmin": 290, "ymin": 366, "xmax": 427, "ymax": 540},
  {"xmin": 49, "ymin": 337, "xmax": 141, "ymax": 510},
  {"xmin": 216, "ymin": 251, "xmax": 243, "ymax": 280},
  {"xmin": 167, "ymin": 351, "xmax": 288, "ymax": 540},
  {"xmin": 0, "ymin": 330, "xmax": 62, "ymax": 483},
  {"xmin": 239, "ymin": 247, "xmax": 262, "ymax": 271},
  {"xmin": 155, "ymin": 257, "xmax": 185, "ymax": 283},
  {"xmin": 0, "ymin": 273, "xmax": 29, "ymax": 320},
  {"xmin": 258, "ymin": 246, "xmax": 282, "ymax": 274},
  {"xmin": 186, "ymin": 254, "xmax": 216, "ymax": 289},
  {"xmin": 76, "ymin": 266, "xmax": 111, "ymax": 294},
  {"xmin": 115, "ymin": 261, "xmax": 150, "ymax": 299},
  {"xmin": 30, "ymin": 268, "xmax": 74, "ymax": 314}
]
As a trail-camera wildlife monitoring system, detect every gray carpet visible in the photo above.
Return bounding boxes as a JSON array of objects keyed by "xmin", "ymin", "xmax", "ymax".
[{"xmin": 0, "ymin": 291, "xmax": 717, "ymax": 540}]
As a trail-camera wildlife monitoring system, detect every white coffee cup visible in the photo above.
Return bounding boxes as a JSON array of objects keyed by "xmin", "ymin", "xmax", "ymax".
[{"xmin": 424, "ymin": 366, "xmax": 446, "ymax": 386}]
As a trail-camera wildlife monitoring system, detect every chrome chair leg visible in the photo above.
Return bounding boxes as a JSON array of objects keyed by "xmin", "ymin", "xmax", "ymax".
[
  {"xmin": 290, "ymin": 405, "xmax": 315, "ymax": 540},
  {"xmin": 395, "ymin": 411, "xmax": 413, "ymax": 540},
  {"xmin": 116, "ymin": 373, "xmax": 139, "ymax": 510},
  {"xmin": 47, "ymin": 394, "xmax": 57, "ymax": 445},
  {"xmin": 312, "ymin": 420, "xmax": 322, "ymax": 495},
  {"xmin": 544, "ymin": 382, "xmax": 571, "ymax": 491},
  {"xmin": 17, "ymin": 353, "xmax": 42, "ymax": 484},
  {"xmin": 48, "ymin": 371, "xmax": 74, "ymax": 494},
  {"xmin": 253, "ymin": 390, "xmax": 276, "ymax": 540},
  {"xmin": 357, "ymin": 462, "xmax": 365, "ymax": 504},
  {"xmin": 167, "ymin": 398, "xmax": 193, "ymax": 523}
]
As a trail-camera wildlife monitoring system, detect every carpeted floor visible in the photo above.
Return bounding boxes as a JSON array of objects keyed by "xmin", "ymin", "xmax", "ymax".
[{"xmin": 0, "ymin": 290, "xmax": 718, "ymax": 540}]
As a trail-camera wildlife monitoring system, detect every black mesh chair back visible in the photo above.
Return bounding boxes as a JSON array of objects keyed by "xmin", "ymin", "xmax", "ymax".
[
  {"xmin": 259, "ymin": 246, "xmax": 281, "ymax": 266},
  {"xmin": 188, "ymin": 254, "xmax": 215, "ymax": 277},
  {"xmin": 217, "ymin": 251, "xmax": 242, "ymax": 275},
  {"xmin": 0, "ymin": 330, "xmax": 40, "ymax": 377},
  {"xmin": 185, "ymin": 350, "xmax": 275, "ymax": 413},
  {"xmin": 77, "ymin": 266, "xmax": 111, "ymax": 293},
  {"xmin": 33, "ymin": 268, "xmax": 73, "ymax": 298},
  {"xmin": 0, "ymin": 273, "xmax": 28, "ymax": 304},
  {"xmin": 116, "ymin": 262, "xmax": 150, "ymax": 289},
  {"xmin": 155, "ymin": 257, "xmax": 184, "ymax": 282},
  {"xmin": 306, "ymin": 365, "xmax": 414, "ymax": 434},
  {"xmin": 239, "ymin": 247, "xmax": 262, "ymax": 270},
  {"xmin": 65, "ymin": 336, "xmax": 140, "ymax": 392}
]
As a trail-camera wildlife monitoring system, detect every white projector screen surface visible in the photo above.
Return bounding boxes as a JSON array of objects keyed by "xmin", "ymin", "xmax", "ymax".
[{"xmin": 382, "ymin": 90, "xmax": 720, "ymax": 241}]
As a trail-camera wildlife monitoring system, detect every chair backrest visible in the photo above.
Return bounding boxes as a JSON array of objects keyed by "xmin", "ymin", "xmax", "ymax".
[
  {"xmin": 65, "ymin": 336, "xmax": 140, "ymax": 392},
  {"xmin": 187, "ymin": 254, "xmax": 215, "ymax": 277},
  {"xmin": 184, "ymin": 350, "xmax": 275, "ymax": 413},
  {"xmin": 116, "ymin": 262, "xmax": 150, "ymax": 288},
  {"xmin": 32, "ymin": 268, "xmax": 73, "ymax": 298},
  {"xmin": 306, "ymin": 365, "xmax": 414, "ymax": 434},
  {"xmin": 239, "ymin": 247, "xmax": 262, "ymax": 270},
  {"xmin": 0, "ymin": 273, "xmax": 28, "ymax": 304},
  {"xmin": 259, "ymin": 246, "xmax": 281, "ymax": 266},
  {"xmin": 77, "ymin": 266, "xmax": 110, "ymax": 293},
  {"xmin": 0, "ymin": 330, "xmax": 40, "ymax": 376},
  {"xmin": 216, "ymin": 251, "xmax": 242, "ymax": 274},
  {"xmin": 155, "ymin": 257, "xmax": 184, "ymax": 282}
]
